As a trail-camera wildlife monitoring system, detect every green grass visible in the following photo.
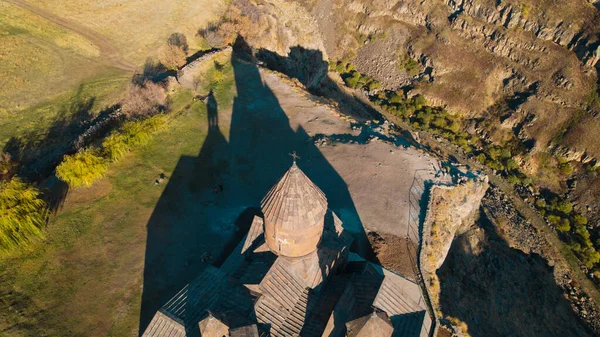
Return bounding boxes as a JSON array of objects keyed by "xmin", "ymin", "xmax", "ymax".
[
  {"xmin": 0, "ymin": 54, "xmax": 236, "ymax": 334},
  {"xmin": 0, "ymin": 92, "xmax": 210, "ymax": 336},
  {"xmin": 0, "ymin": 70, "xmax": 129, "ymax": 147}
]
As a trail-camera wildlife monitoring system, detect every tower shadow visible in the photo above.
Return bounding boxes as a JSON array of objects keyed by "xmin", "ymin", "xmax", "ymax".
[{"xmin": 139, "ymin": 41, "xmax": 375, "ymax": 334}]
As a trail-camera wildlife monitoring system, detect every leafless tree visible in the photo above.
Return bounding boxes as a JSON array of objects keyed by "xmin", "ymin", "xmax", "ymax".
[{"xmin": 121, "ymin": 81, "xmax": 167, "ymax": 118}]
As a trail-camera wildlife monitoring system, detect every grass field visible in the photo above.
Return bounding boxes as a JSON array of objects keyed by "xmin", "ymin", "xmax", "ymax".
[
  {"xmin": 0, "ymin": 69, "xmax": 130, "ymax": 146},
  {"xmin": 0, "ymin": 57, "xmax": 235, "ymax": 335},
  {"xmin": 1, "ymin": 0, "xmax": 226, "ymax": 151},
  {"xmin": 0, "ymin": 2, "xmax": 104, "ymax": 112}
]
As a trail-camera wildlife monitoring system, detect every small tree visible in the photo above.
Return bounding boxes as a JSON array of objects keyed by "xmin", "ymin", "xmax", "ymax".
[
  {"xmin": 56, "ymin": 149, "xmax": 107, "ymax": 188},
  {"xmin": 0, "ymin": 178, "xmax": 47, "ymax": 253},
  {"xmin": 160, "ymin": 44, "xmax": 187, "ymax": 71},
  {"xmin": 167, "ymin": 33, "xmax": 188, "ymax": 54}
]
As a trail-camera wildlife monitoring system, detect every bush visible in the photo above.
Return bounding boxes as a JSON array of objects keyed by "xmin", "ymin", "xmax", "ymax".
[
  {"xmin": 101, "ymin": 133, "xmax": 130, "ymax": 161},
  {"xmin": 559, "ymin": 162, "xmax": 574, "ymax": 175},
  {"xmin": 121, "ymin": 81, "xmax": 167, "ymax": 118},
  {"xmin": 547, "ymin": 215, "xmax": 561, "ymax": 226},
  {"xmin": 573, "ymin": 214, "xmax": 588, "ymax": 226},
  {"xmin": 0, "ymin": 178, "xmax": 47, "ymax": 253},
  {"xmin": 160, "ymin": 44, "xmax": 187, "ymax": 70},
  {"xmin": 507, "ymin": 175, "xmax": 520, "ymax": 185},
  {"xmin": 506, "ymin": 158, "xmax": 519, "ymax": 171},
  {"xmin": 414, "ymin": 95, "xmax": 427, "ymax": 109},
  {"xmin": 555, "ymin": 200, "xmax": 573, "ymax": 214},
  {"xmin": 121, "ymin": 116, "xmax": 165, "ymax": 147},
  {"xmin": 343, "ymin": 71, "xmax": 362, "ymax": 89},
  {"xmin": 397, "ymin": 54, "xmax": 420, "ymax": 76},
  {"xmin": 476, "ymin": 153, "xmax": 487, "ymax": 164},
  {"xmin": 100, "ymin": 115, "xmax": 165, "ymax": 164},
  {"xmin": 389, "ymin": 91, "xmax": 405, "ymax": 104},
  {"xmin": 56, "ymin": 149, "xmax": 107, "ymax": 188},
  {"xmin": 535, "ymin": 199, "xmax": 547, "ymax": 209},
  {"xmin": 556, "ymin": 218, "xmax": 571, "ymax": 232}
]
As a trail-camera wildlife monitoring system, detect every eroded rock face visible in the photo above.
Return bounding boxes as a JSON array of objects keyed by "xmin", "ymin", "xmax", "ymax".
[{"xmin": 420, "ymin": 178, "xmax": 489, "ymax": 274}]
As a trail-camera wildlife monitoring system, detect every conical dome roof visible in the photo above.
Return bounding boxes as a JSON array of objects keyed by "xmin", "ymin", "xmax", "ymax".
[{"xmin": 261, "ymin": 163, "xmax": 328, "ymax": 231}]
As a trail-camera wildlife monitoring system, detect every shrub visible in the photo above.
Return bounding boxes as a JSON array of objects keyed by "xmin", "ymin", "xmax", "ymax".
[
  {"xmin": 555, "ymin": 200, "xmax": 573, "ymax": 214},
  {"xmin": 556, "ymin": 218, "xmax": 571, "ymax": 232},
  {"xmin": 397, "ymin": 54, "xmax": 420, "ymax": 76},
  {"xmin": 121, "ymin": 116, "xmax": 165, "ymax": 147},
  {"xmin": 0, "ymin": 152, "xmax": 17, "ymax": 180},
  {"xmin": 506, "ymin": 158, "xmax": 519, "ymax": 171},
  {"xmin": 547, "ymin": 215, "xmax": 561, "ymax": 226},
  {"xmin": 160, "ymin": 44, "xmax": 187, "ymax": 70},
  {"xmin": 343, "ymin": 71, "xmax": 361, "ymax": 89},
  {"xmin": 487, "ymin": 147, "xmax": 502, "ymax": 161},
  {"xmin": 121, "ymin": 81, "xmax": 167, "ymax": 118},
  {"xmin": 487, "ymin": 160, "xmax": 505, "ymax": 171},
  {"xmin": 101, "ymin": 133, "xmax": 130, "ymax": 161},
  {"xmin": 414, "ymin": 95, "xmax": 427, "ymax": 109},
  {"xmin": 476, "ymin": 153, "xmax": 487, "ymax": 164},
  {"xmin": 0, "ymin": 178, "xmax": 47, "ymax": 253},
  {"xmin": 389, "ymin": 92, "xmax": 405, "ymax": 104},
  {"xmin": 559, "ymin": 162, "xmax": 574, "ymax": 175},
  {"xmin": 535, "ymin": 199, "xmax": 547, "ymax": 209},
  {"xmin": 580, "ymin": 247, "xmax": 600, "ymax": 268},
  {"xmin": 507, "ymin": 175, "xmax": 520, "ymax": 185},
  {"xmin": 573, "ymin": 214, "xmax": 588, "ymax": 226},
  {"xmin": 56, "ymin": 149, "xmax": 107, "ymax": 188}
]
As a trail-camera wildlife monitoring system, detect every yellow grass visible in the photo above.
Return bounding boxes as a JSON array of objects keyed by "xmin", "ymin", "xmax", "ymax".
[
  {"xmin": 0, "ymin": 2, "xmax": 103, "ymax": 111},
  {"xmin": 25, "ymin": 0, "xmax": 227, "ymax": 62}
]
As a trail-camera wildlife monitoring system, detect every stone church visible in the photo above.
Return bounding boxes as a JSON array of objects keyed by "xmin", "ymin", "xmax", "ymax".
[{"xmin": 142, "ymin": 159, "xmax": 433, "ymax": 337}]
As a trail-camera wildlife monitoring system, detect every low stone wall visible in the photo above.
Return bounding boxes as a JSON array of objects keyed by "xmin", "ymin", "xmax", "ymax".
[{"xmin": 177, "ymin": 47, "xmax": 232, "ymax": 89}]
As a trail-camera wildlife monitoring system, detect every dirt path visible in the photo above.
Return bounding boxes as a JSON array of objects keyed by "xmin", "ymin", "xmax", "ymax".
[{"xmin": 3, "ymin": 0, "xmax": 136, "ymax": 72}]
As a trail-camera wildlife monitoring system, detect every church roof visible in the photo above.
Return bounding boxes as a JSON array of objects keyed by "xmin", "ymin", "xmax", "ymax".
[
  {"xmin": 346, "ymin": 311, "xmax": 394, "ymax": 337},
  {"xmin": 261, "ymin": 162, "xmax": 327, "ymax": 231}
]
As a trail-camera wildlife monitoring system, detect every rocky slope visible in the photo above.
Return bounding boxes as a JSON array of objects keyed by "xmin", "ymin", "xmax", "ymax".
[{"xmin": 286, "ymin": 0, "xmax": 600, "ymax": 191}]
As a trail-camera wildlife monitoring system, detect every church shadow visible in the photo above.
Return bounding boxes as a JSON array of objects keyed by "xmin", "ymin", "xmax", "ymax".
[{"xmin": 139, "ymin": 40, "xmax": 376, "ymax": 334}]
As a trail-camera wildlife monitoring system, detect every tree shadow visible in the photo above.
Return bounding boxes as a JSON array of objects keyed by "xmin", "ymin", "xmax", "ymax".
[
  {"xmin": 437, "ymin": 208, "xmax": 594, "ymax": 337},
  {"xmin": 2, "ymin": 86, "xmax": 111, "ymax": 212},
  {"xmin": 138, "ymin": 39, "xmax": 377, "ymax": 334}
]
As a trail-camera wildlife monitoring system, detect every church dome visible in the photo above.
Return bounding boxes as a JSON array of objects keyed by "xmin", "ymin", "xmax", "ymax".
[{"xmin": 261, "ymin": 162, "xmax": 327, "ymax": 257}]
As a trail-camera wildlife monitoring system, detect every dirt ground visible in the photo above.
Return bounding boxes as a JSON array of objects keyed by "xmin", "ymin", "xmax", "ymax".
[{"xmin": 368, "ymin": 231, "xmax": 418, "ymax": 281}]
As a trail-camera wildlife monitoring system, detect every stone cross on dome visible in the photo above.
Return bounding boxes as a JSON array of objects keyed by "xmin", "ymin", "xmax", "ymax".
[{"xmin": 289, "ymin": 151, "xmax": 300, "ymax": 165}]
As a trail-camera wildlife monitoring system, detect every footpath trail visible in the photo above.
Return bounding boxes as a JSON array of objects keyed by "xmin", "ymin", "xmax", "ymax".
[{"xmin": 4, "ymin": 0, "xmax": 136, "ymax": 72}]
